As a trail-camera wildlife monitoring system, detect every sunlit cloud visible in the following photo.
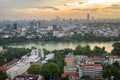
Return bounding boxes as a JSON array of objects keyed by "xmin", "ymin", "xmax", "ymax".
[
  {"xmin": 34, "ymin": 6, "xmax": 59, "ymax": 11},
  {"xmin": 0, "ymin": 0, "xmax": 120, "ymax": 20}
]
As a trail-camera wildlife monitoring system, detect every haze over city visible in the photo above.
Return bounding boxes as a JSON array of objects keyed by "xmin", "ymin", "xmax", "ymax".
[{"xmin": 0, "ymin": 0, "xmax": 120, "ymax": 20}]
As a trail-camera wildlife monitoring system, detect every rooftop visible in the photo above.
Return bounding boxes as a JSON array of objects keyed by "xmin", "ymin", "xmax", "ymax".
[
  {"xmin": 15, "ymin": 75, "xmax": 39, "ymax": 80},
  {"xmin": 83, "ymin": 64, "xmax": 102, "ymax": 66},
  {"xmin": 0, "ymin": 66, "xmax": 7, "ymax": 71},
  {"xmin": 65, "ymin": 58, "xmax": 75, "ymax": 61},
  {"xmin": 61, "ymin": 73, "xmax": 79, "ymax": 78},
  {"xmin": 3, "ymin": 58, "xmax": 19, "ymax": 68}
]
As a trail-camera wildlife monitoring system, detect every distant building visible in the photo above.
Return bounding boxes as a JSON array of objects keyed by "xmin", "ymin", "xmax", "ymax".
[
  {"xmin": 47, "ymin": 26, "xmax": 53, "ymax": 31},
  {"xmin": 13, "ymin": 23, "xmax": 17, "ymax": 30},
  {"xmin": 6, "ymin": 24, "xmax": 12, "ymax": 31},
  {"xmin": 87, "ymin": 14, "xmax": 90, "ymax": 21},
  {"xmin": 92, "ymin": 16, "xmax": 94, "ymax": 21},
  {"xmin": 0, "ymin": 46, "xmax": 3, "ymax": 51}
]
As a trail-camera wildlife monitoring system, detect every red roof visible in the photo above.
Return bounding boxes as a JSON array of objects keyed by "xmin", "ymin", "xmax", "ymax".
[
  {"xmin": 0, "ymin": 66, "xmax": 7, "ymax": 71},
  {"xmin": 16, "ymin": 75, "xmax": 39, "ymax": 80},
  {"xmin": 83, "ymin": 64, "xmax": 102, "ymax": 66},
  {"xmin": 61, "ymin": 73, "xmax": 79, "ymax": 78},
  {"xmin": 93, "ymin": 57, "xmax": 102, "ymax": 61},
  {"xmin": 3, "ymin": 58, "xmax": 19, "ymax": 68},
  {"xmin": 84, "ymin": 57, "xmax": 102, "ymax": 61},
  {"xmin": 65, "ymin": 58, "xmax": 75, "ymax": 61}
]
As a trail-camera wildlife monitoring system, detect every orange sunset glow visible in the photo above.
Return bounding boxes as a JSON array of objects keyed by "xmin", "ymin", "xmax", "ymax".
[{"xmin": 0, "ymin": 0, "xmax": 120, "ymax": 20}]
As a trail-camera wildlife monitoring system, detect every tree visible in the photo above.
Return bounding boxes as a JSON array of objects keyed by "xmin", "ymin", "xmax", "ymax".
[
  {"xmin": 0, "ymin": 47, "xmax": 30, "ymax": 66},
  {"xmin": 27, "ymin": 64, "xmax": 41, "ymax": 75},
  {"xmin": 63, "ymin": 48, "xmax": 73, "ymax": 54},
  {"xmin": 93, "ymin": 46, "xmax": 106, "ymax": 56},
  {"xmin": 112, "ymin": 42, "xmax": 120, "ymax": 56},
  {"xmin": 81, "ymin": 75, "xmax": 91, "ymax": 79},
  {"xmin": 47, "ymin": 31, "xmax": 53, "ymax": 36},
  {"xmin": 40, "ymin": 62, "xmax": 59, "ymax": 80},
  {"xmin": 83, "ymin": 45, "xmax": 92, "ymax": 56},
  {"xmin": 0, "ymin": 72, "xmax": 7, "ymax": 80},
  {"xmin": 112, "ymin": 61, "xmax": 120, "ymax": 69},
  {"xmin": 103, "ymin": 65, "xmax": 120, "ymax": 80},
  {"xmin": 73, "ymin": 45, "xmax": 83, "ymax": 55}
]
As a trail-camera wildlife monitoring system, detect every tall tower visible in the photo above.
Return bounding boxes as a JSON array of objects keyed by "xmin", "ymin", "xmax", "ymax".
[
  {"xmin": 13, "ymin": 23, "xmax": 17, "ymax": 30},
  {"xmin": 87, "ymin": 14, "xmax": 90, "ymax": 21}
]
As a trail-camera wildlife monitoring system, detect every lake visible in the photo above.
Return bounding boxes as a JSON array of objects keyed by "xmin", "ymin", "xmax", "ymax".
[{"xmin": 9, "ymin": 41, "xmax": 116, "ymax": 52}]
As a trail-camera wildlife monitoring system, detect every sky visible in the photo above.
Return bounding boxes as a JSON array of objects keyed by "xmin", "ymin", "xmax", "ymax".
[{"xmin": 0, "ymin": 0, "xmax": 120, "ymax": 20}]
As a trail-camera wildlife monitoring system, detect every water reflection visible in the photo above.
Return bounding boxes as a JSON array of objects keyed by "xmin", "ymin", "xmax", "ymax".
[{"xmin": 9, "ymin": 42, "xmax": 115, "ymax": 52}]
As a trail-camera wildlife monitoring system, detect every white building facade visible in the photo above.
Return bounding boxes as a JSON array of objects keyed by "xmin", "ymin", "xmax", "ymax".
[{"xmin": 6, "ymin": 48, "xmax": 43, "ymax": 80}]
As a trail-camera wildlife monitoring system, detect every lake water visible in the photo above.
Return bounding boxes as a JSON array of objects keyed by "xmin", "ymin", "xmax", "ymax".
[{"xmin": 9, "ymin": 41, "xmax": 116, "ymax": 52}]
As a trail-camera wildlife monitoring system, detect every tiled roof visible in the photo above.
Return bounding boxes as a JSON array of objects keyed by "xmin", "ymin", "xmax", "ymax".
[
  {"xmin": 84, "ymin": 57, "xmax": 102, "ymax": 61},
  {"xmin": 93, "ymin": 57, "xmax": 102, "ymax": 61},
  {"xmin": 65, "ymin": 58, "xmax": 75, "ymax": 61},
  {"xmin": 0, "ymin": 66, "xmax": 7, "ymax": 71},
  {"xmin": 83, "ymin": 64, "xmax": 102, "ymax": 66},
  {"xmin": 16, "ymin": 75, "xmax": 39, "ymax": 80},
  {"xmin": 3, "ymin": 58, "xmax": 19, "ymax": 68},
  {"xmin": 61, "ymin": 73, "xmax": 79, "ymax": 78}
]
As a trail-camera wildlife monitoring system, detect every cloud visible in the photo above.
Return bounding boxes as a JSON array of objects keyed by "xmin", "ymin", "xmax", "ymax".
[
  {"xmin": 64, "ymin": 4, "xmax": 68, "ymax": 6},
  {"xmin": 71, "ymin": 8, "xmax": 81, "ymax": 11},
  {"xmin": 79, "ymin": 2, "xmax": 84, "ymax": 4},
  {"xmin": 78, "ymin": 0, "xmax": 87, "ymax": 4},
  {"xmin": 34, "ymin": 6, "xmax": 59, "ymax": 11},
  {"xmin": 105, "ymin": 3, "xmax": 120, "ymax": 9},
  {"xmin": 71, "ymin": 8, "xmax": 98, "ymax": 12}
]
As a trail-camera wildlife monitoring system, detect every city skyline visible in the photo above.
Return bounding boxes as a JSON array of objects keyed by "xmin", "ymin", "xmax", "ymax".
[{"xmin": 0, "ymin": 0, "xmax": 120, "ymax": 20}]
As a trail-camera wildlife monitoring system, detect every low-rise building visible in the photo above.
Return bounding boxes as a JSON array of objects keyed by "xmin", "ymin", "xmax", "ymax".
[
  {"xmin": 108, "ymin": 56, "xmax": 120, "ymax": 65},
  {"xmin": 0, "ymin": 66, "xmax": 7, "ymax": 72},
  {"xmin": 15, "ymin": 75, "xmax": 43, "ymax": 80},
  {"xmin": 3, "ymin": 58, "xmax": 19, "ymax": 69},
  {"xmin": 0, "ymin": 46, "xmax": 3, "ymax": 51},
  {"xmin": 82, "ymin": 64, "xmax": 102, "ymax": 80},
  {"xmin": 62, "ymin": 53, "xmax": 79, "ymax": 79},
  {"xmin": 6, "ymin": 48, "xmax": 43, "ymax": 80}
]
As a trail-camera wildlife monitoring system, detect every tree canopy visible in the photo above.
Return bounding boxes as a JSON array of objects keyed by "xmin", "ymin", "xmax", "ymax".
[
  {"xmin": 112, "ymin": 42, "xmax": 120, "ymax": 56},
  {"xmin": 40, "ymin": 62, "xmax": 60, "ymax": 80},
  {"xmin": 103, "ymin": 65, "xmax": 120, "ymax": 80},
  {"xmin": 27, "ymin": 64, "xmax": 41, "ymax": 75}
]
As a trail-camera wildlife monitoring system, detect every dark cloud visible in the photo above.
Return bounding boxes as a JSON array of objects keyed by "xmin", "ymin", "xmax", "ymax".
[
  {"xmin": 64, "ymin": 4, "xmax": 67, "ymax": 6},
  {"xmin": 71, "ymin": 8, "xmax": 98, "ymax": 12},
  {"xmin": 79, "ymin": 2, "xmax": 84, "ymax": 4},
  {"xmin": 78, "ymin": 0, "xmax": 87, "ymax": 4},
  {"xmin": 35, "ymin": 6, "xmax": 59, "ymax": 11},
  {"xmin": 105, "ymin": 4, "xmax": 120, "ymax": 9}
]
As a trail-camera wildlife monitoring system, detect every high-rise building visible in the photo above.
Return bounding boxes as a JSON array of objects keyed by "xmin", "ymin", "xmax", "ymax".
[
  {"xmin": 92, "ymin": 16, "xmax": 94, "ymax": 21},
  {"xmin": 87, "ymin": 14, "xmax": 90, "ymax": 21},
  {"xmin": 13, "ymin": 23, "xmax": 17, "ymax": 30}
]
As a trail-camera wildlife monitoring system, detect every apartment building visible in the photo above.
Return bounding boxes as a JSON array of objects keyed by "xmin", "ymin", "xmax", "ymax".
[{"xmin": 82, "ymin": 64, "xmax": 102, "ymax": 80}]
